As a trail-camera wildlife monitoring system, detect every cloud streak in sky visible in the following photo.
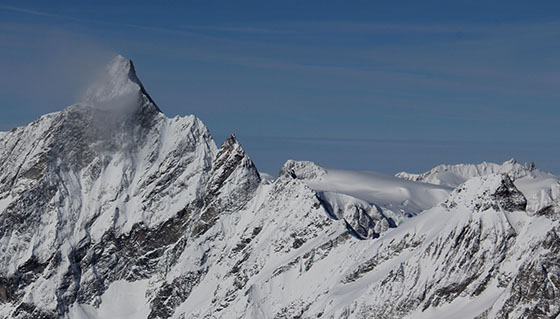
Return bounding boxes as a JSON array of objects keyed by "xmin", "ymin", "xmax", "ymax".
[
  {"xmin": 0, "ymin": 4, "xmax": 69, "ymax": 19},
  {"xmin": 180, "ymin": 25, "xmax": 277, "ymax": 34},
  {"xmin": 0, "ymin": 4, "xmax": 211, "ymax": 39}
]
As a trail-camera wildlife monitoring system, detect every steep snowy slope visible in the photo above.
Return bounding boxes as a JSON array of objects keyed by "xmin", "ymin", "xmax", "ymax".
[
  {"xmin": 64, "ymin": 171, "xmax": 559, "ymax": 319},
  {"xmin": 169, "ymin": 173, "xmax": 559, "ymax": 319},
  {"xmin": 1, "ymin": 55, "xmax": 559, "ymax": 319}
]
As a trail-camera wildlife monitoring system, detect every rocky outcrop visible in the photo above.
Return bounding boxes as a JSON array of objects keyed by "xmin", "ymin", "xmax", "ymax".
[
  {"xmin": 442, "ymin": 174, "xmax": 527, "ymax": 212},
  {"xmin": 279, "ymin": 160, "xmax": 327, "ymax": 180},
  {"xmin": 317, "ymin": 191, "xmax": 393, "ymax": 239}
]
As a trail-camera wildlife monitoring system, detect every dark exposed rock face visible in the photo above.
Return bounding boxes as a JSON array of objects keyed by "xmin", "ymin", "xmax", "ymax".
[
  {"xmin": 490, "ymin": 174, "xmax": 527, "ymax": 212},
  {"xmin": 442, "ymin": 174, "xmax": 527, "ymax": 212},
  {"xmin": 536, "ymin": 200, "xmax": 560, "ymax": 220},
  {"xmin": 317, "ymin": 192, "xmax": 392, "ymax": 240},
  {"xmin": 496, "ymin": 225, "xmax": 560, "ymax": 318}
]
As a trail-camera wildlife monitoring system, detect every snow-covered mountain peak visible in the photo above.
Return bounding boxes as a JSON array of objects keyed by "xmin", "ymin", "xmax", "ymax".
[
  {"xmin": 215, "ymin": 134, "xmax": 247, "ymax": 161},
  {"xmin": 80, "ymin": 55, "xmax": 160, "ymax": 113},
  {"xmin": 202, "ymin": 134, "xmax": 261, "ymax": 217},
  {"xmin": 221, "ymin": 133, "xmax": 238, "ymax": 148},
  {"xmin": 279, "ymin": 160, "xmax": 327, "ymax": 180},
  {"xmin": 442, "ymin": 173, "xmax": 527, "ymax": 212},
  {"xmin": 500, "ymin": 157, "xmax": 537, "ymax": 177}
]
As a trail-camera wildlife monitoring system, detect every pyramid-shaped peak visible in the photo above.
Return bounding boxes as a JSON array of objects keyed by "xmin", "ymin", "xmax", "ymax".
[
  {"xmin": 109, "ymin": 54, "xmax": 132, "ymax": 66},
  {"xmin": 442, "ymin": 174, "xmax": 527, "ymax": 212},
  {"xmin": 104, "ymin": 55, "xmax": 136, "ymax": 79},
  {"xmin": 80, "ymin": 55, "xmax": 160, "ymax": 112}
]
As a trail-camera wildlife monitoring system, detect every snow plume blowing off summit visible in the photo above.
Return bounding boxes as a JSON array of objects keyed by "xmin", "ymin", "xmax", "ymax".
[{"xmin": 75, "ymin": 55, "xmax": 162, "ymax": 146}]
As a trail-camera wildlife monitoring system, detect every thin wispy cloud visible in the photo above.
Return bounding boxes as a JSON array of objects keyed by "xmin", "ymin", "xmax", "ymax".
[
  {"xmin": 0, "ymin": 4, "xmax": 69, "ymax": 19},
  {"xmin": 181, "ymin": 25, "xmax": 277, "ymax": 34},
  {"xmin": 0, "ymin": 4, "xmax": 212, "ymax": 39},
  {"xmin": 0, "ymin": 4, "xmax": 497, "ymax": 41},
  {"xmin": 286, "ymin": 21, "xmax": 476, "ymax": 34}
]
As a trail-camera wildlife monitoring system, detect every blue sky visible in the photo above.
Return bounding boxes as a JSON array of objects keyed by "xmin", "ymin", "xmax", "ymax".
[{"xmin": 1, "ymin": 1, "xmax": 559, "ymax": 174}]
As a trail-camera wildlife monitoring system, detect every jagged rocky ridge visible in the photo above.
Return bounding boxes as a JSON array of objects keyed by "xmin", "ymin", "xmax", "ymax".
[{"xmin": 0, "ymin": 56, "xmax": 559, "ymax": 319}]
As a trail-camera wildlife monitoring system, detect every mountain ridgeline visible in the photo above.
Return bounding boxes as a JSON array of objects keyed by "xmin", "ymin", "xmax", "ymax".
[{"xmin": 0, "ymin": 56, "xmax": 559, "ymax": 319}]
